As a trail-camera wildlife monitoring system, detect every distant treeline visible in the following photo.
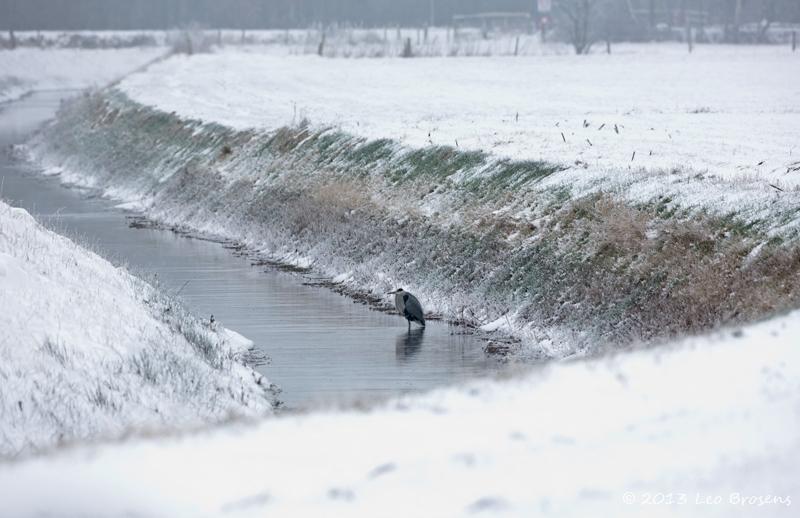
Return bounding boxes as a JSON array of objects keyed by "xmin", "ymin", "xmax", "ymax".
[
  {"xmin": 5, "ymin": 0, "xmax": 508, "ymax": 30},
  {"xmin": 1, "ymin": 0, "xmax": 798, "ymax": 31}
]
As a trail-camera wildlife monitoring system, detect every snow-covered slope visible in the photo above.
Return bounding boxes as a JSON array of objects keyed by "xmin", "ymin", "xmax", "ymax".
[
  {"xmin": 0, "ymin": 201, "xmax": 275, "ymax": 456},
  {"xmin": 1, "ymin": 308, "xmax": 797, "ymax": 517},
  {"xmin": 119, "ymin": 45, "xmax": 800, "ymax": 190},
  {"xmin": 29, "ymin": 83, "xmax": 800, "ymax": 357},
  {"xmin": 0, "ymin": 47, "xmax": 165, "ymax": 103}
]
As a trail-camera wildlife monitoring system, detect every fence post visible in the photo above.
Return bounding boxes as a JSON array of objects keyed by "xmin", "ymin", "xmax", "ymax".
[
  {"xmin": 687, "ymin": 25, "xmax": 693, "ymax": 53},
  {"xmin": 514, "ymin": 35, "xmax": 519, "ymax": 56},
  {"xmin": 793, "ymin": 31, "xmax": 797, "ymax": 52},
  {"xmin": 317, "ymin": 33, "xmax": 325, "ymax": 56},
  {"xmin": 402, "ymin": 37, "xmax": 413, "ymax": 58}
]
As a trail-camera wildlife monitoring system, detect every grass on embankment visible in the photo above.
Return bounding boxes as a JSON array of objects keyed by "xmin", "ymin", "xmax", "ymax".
[{"xmin": 29, "ymin": 90, "xmax": 800, "ymax": 357}]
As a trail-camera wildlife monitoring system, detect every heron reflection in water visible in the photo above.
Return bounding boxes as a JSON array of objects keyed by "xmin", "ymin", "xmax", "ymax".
[{"xmin": 396, "ymin": 327, "xmax": 425, "ymax": 361}]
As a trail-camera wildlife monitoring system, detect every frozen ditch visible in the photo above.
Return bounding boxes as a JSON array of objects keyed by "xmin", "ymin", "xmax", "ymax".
[{"xmin": 1, "ymin": 91, "xmax": 501, "ymax": 413}]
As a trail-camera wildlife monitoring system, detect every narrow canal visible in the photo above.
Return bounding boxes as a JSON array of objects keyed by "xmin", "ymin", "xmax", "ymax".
[{"xmin": 0, "ymin": 91, "xmax": 500, "ymax": 410}]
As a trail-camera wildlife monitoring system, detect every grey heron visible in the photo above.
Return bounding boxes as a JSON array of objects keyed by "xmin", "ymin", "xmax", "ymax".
[{"xmin": 388, "ymin": 288, "xmax": 426, "ymax": 329}]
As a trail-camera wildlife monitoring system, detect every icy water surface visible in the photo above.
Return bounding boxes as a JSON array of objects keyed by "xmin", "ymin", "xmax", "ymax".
[{"xmin": 0, "ymin": 91, "xmax": 500, "ymax": 409}]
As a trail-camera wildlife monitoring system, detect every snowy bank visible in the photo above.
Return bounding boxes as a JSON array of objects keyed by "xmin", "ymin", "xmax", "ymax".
[
  {"xmin": 0, "ymin": 307, "xmax": 797, "ymax": 517},
  {"xmin": 0, "ymin": 201, "xmax": 275, "ymax": 457},
  {"xmin": 119, "ymin": 46, "xmax": 800, "ymax": 190},
  {"xmin": 28, "ymin": 80, "xmax": 800, "ymax": 358},
  {"xmin": 0, "ymin": 47, "xmax": 165, "ymax": 103}
]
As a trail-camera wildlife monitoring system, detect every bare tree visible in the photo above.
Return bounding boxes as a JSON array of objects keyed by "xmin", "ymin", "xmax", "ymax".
[
  {"xmin": 733, "ymin": 0, "xmax": 744, "ymax": 43},
  {"xmin": 556, "ymin": 0, "xmax": 605, "ymax": 54},
  {"xmin": 757, "ymin": 0, "xmax": 780, "ymax": 43}
]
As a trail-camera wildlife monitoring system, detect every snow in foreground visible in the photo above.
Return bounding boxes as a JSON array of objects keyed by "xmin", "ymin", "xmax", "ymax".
[
  {"xmin": 0, "ymin": 47, "xmax": 165, "ymax": 103},
  {"xmin": 0, "ymin": 201, "xmax": 274, "ymax": 456},
  {"xmin": 119, "ymin": 45, "xmax": 800, "ymax": 189},
  {"xmin": 1, "ymin": 307, "xmax": 797, "ymax": 517}
]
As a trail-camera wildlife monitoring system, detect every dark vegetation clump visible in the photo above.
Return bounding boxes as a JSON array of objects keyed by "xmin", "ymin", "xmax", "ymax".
[{"xmin": 497, "ymin": 194, "xmax": 800, "ymax": 342}]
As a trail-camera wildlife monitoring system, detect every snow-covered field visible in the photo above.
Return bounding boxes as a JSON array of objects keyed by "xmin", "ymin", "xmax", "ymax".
[
  {"xmin": 1, "ymin": 40, "xmax": 798, "ymax": 518},
  {"xmin": 120, "ymin": 45, "xmax": 800, "ymax": 194},
  {"xmin": 0, "ymin": 47, "xmax": 166, "ymax": 103},
  {"xmin": 1, "ymin": 308, "xmax": 797, "ymax": 517},
  {"xmin": 0, "ymin": 200, "xmax": 275, "ymax": 456}
]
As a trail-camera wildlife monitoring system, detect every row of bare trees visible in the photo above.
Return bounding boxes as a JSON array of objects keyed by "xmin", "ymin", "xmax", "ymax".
[
  {"xmin": 1, "ymin": 0, "xmax": 797, "ymax": 54},
  {"xmin": 2, "ymin": 0, "xmax": 798, "ymax": 31},
  {"xmin": 556, "ymin": 0, "xmax": 800, "ymax": 54},
  {"xmin": 1, "ymin": 1, "xmax": 527, "ymax": 30}
]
